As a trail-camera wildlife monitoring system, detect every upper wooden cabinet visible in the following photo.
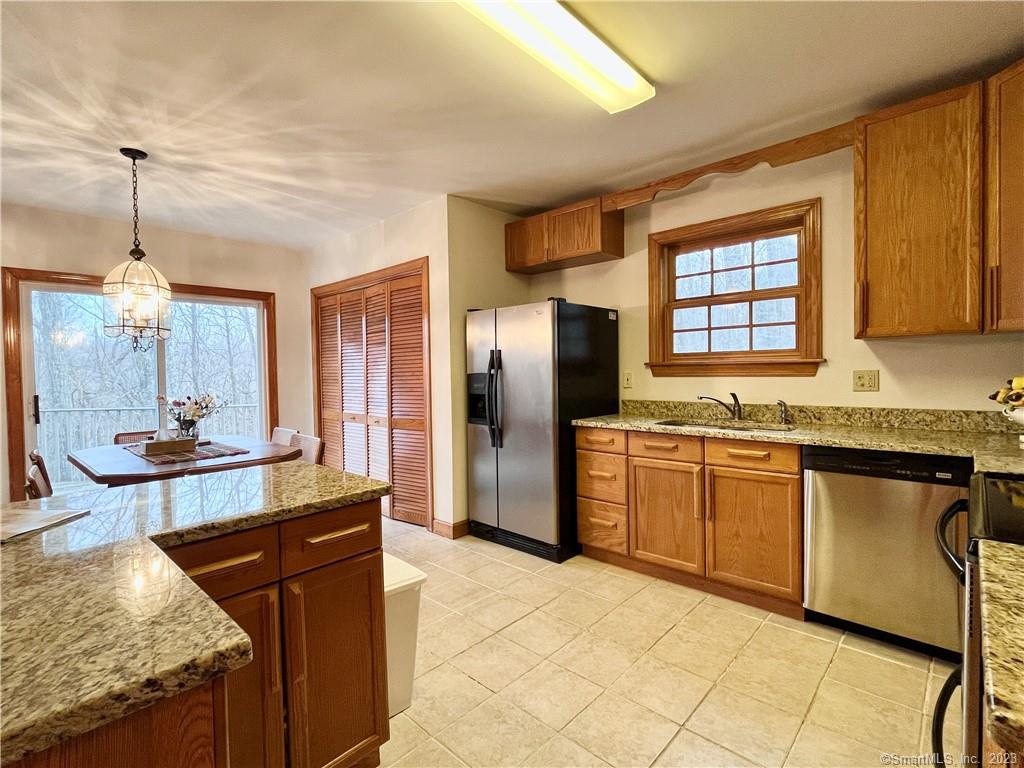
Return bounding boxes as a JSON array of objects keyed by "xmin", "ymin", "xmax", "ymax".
[
  {"xmin": 985, "ymin": 58, "xmax": 1024, "ymax": 332},
  {"xmin": 505, "ymin": 197, "xmax": 624, "ymax": 273},
  {"xmin": 854, "ymin": 82, "xmax": 984, "ymax": 338}
]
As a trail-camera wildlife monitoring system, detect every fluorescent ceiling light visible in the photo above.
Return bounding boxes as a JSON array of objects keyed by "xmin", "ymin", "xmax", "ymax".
[{"xmin": 456, "ymin": 0, "xmax": 655, "ymax": 114}]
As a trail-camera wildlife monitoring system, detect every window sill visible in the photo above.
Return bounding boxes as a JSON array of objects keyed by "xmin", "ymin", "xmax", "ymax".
[{"xmin": 646, "ymin": 358, "xmax": 825, "ymax": 377}]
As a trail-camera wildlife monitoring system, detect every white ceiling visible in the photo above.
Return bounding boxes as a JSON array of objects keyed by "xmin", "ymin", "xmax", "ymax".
[{"xmin": 3, "ymin": 1, "xmax": 1022, "ymax": 248}]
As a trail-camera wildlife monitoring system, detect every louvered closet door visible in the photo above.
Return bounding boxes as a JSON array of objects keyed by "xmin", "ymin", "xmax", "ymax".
[
  {"xmin": 364, "ymin": 283, "xmax": 391, "ymax": 516},
  {"xmin": 316, "ymin": 295, "xmax": 343, "ymax": 470},
  {"xmin": 388, "ymin": 274, "xmax": 430, "ymax": 526},
  {"xmin": 339, "ymin": 289, "xmax": 367, "ymax": 476}
]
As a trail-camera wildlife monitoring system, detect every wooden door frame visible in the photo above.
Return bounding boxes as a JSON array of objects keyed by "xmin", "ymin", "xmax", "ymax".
[
  {"xmin": 310, "ymin": 257, "xmax": 434, "ymax": 532},
  {"xmin": 2, "ymin": 266, "xmax": 280, "ymax": 501}
]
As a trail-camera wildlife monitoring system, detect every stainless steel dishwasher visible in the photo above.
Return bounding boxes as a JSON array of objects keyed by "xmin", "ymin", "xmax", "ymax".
[{"xmin": 803, "ymin": 446, "xmax": 972, "ymax": 652}]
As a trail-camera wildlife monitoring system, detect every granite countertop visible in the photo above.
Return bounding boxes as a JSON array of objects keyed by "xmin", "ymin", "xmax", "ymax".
[
  {"xmin": 1, "ymin": 461, "xmax": 391, "ymax": 764},
  {"xmin": 572, "ymin": 414, "xmax": 1024, "ymax": 473},
  {"xmin": 979, "ymin": 539, "xmax": 1024, "ymax": 754}
]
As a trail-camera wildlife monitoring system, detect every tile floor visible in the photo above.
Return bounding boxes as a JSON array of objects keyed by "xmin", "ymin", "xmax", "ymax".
[{"xmin": 381, "ymin": 518, "xmax": 962, "ymax": 768}]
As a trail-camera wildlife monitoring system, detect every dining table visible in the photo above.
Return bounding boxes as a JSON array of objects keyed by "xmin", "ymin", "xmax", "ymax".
[{"xmin": 66, "ymin": 434, "xmax": 303, "ymax": 487}]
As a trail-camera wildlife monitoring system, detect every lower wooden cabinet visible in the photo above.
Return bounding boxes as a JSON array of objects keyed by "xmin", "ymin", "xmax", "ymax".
[
  {"xmin": 628, "ymin": 457, "xmax": 705, "ymax": 575},
  {"xmin": 284, "ymin": 550, "xmax": 389, "ymax": 768},
  {"xmin": 704, "ymin": 466, "xmax": 802, "ymax": 602},
  {"xmin": 214, "ymin": 586, "xmax": 285, "ymax": 768},
  {"xmin": 577, "ymin": 498, "xmax": 628, "ymax": 555}
]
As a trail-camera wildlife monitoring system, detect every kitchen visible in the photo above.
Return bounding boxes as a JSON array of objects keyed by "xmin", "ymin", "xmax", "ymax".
[{"xmin": 2, "ymin": 2, "xmax": 1023, "ymax": 768}]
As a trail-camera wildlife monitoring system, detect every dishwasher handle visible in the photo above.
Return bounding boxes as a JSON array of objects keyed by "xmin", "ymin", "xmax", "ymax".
[
  {"xmin": 931, "ymin": 665, "xmax": 962, "ymax": 765},
  {"xmin": 936, "ymin": 498, "xmax": 968, "ymax": 585}
]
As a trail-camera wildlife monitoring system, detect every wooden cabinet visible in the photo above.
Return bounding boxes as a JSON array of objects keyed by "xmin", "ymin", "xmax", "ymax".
[
  {"xmin": 577, "ymin": 498, "xmax": 628, "ymax": 555},
  {"xmin": 284, "ymin": 551, "xmax": 389, "ymax": 768},
  {"xmin": 576, "ymin": 450, "xmax": 628, "ymax": 505},
  {"xmin": 985, "ymin": 57, "xmax": 1024, "ymax": 332},
  {"xmin": 214, "ymin": 586, "xmax": 285, "ymax": 768},
  {"xmin": 704, "ymin": 466, "xmax": 802, "ymax": 603},
  {"xmin": 504, "ymin": 197, "xmax": 624, "ymax": 274},
  {"xmin": 854, "ymin": 83, "xmax": 983, "ymax": 337},
  {"xmin": 629, "ymin": 457, "xmax": 704, "ymax": 575}
]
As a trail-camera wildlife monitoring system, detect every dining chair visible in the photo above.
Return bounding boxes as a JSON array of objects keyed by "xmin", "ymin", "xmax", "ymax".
[
  {"xmin": 28, "ymin": 449, "xmax": 53, "ymax": 492},
  {"xmin": 25, "ymin": 464, "xmax": 52, "ymax": 499},
  {"xmin": 289, "ymin": 433, "xmax": 325, "ymax": 464},
  {"xmin": 271, "ymin": 427, "xmax": 299, "ymax": 446},
  {"xmin": 113, "ymin": 430, "xmax": 156, "ymax": 445}
]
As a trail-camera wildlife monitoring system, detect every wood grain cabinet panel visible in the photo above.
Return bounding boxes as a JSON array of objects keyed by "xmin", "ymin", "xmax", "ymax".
[
  {"xmin": 281, "ymin": 501, "xmax": 382, "ymax": 578},
  {"xmin": 284, "ymin": 551, "xmax": 389, "ymax": 768},
  {"xmin": 628, "ymin": 457, "xmax": 705, "ymax": 575},
  {"xmin": 575, "ymin": 427, "xmax": 627, "ymax": 454},
  {"xmin": 985, "ymin": 57, "xmax": 1024, "ymax": 332},
  {"xmin": 213, "ymin": 586, "xmax": 285, "ymax": 768},
  {"xmin": 705, "ymin": 467, "xmax": 802, "ymax": 602},
  {"xmin": 576, "ymin": 450, "xmax": 628, "ymax": 505},
  {"xmin": 505, "ymin": 216, "xmax": 547, "ymax": 272},
  {"xmin": 577, "ymin": 498, "xmax": 628, "ymax": 555},
  {"xmin": 704, "ymin": 438, "xmax": 799, "ymax": 474},
  {"xmin": 316, "ymin": 295, "xmax": 343, "ymax": 470},
  {"xmin": 163, "ymin": 524, "xmax": 280, "ymax": 601},
  {"xmin": 505, "ymin": 197, "xmax": 624, "ymax": 273},
  {"xmin": 854, "ymin": 83, "xmax": 983, "ymax": 337},
  {"xmin": 627, "ymin": 432, "xmax": 702, "ymax": 462}
]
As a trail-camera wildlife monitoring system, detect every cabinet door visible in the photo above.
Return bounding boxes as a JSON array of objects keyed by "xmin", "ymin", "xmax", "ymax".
[
  {"xmin": 505, "ymin": 216, "xmax": 546, "ymax": 271},
  {"xmin": 364, "ymin": 283, "xmax": 391, "ymax": 516},
  {"xmin": 315, "ymin": 294, "xmax": 343, "ymax": 470},
  {"xmin": 854, "ymin": 83, "xmax": 983, "ymax": 337},
  {"xmin": 284, "ymin": 551, "xmax": 388, "ymax": 768},
  {"xmin": 985, "ymin": 58, "xmax": 1024, "ymax": 332},
  {"xmin": 214, "ymin": 586, "xmax": 285, "ymax": 768},
  {"xmin": 546, "ymin": 198, "xmax": 603, "ymax": 261},
  {"xmin": 340, "ymin": 289, "xmax": 367, "ymax": 475},
  {"xmin": 628, "ymin": 457, "xmax": 704, "ymax": 575},
  {"xmin": 705, "ymin": 467, "xmax": 802, "ymax": 602}
]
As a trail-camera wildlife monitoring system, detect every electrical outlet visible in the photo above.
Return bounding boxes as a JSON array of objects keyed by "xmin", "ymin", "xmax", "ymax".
[
  {"xmin": 853, "ymin": 369, "xmax": 880, "ymax": 392},
  {"xmin": 623, "ymin": 371, "xmax": 634, "ymax": 389}
]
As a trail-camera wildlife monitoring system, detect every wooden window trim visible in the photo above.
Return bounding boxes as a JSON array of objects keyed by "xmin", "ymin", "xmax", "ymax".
[
  {"xmin": 647, "ymin": 199, "xmax": 823, "ymax": 377},
  {"xmin": 2, "ymin": 266, "xmax": 279, "ymax": 501}
]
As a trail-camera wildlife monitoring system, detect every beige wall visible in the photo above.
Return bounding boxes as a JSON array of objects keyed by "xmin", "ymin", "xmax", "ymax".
[
  {"xmin": 530, "ymin": 150, "xmax": 1022, "ymax": 411},
  {"xmin": 0, "ymin": 202, "xmax": 313, "ymax": 502}
]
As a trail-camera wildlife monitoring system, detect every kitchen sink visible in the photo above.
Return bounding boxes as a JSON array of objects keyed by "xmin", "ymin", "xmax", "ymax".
[{"xmin": 655, "ymin": 419, "xmax": 796, "ymax": 432}]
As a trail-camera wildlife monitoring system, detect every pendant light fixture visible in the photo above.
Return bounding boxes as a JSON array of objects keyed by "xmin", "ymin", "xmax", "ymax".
[{"xmin": 102, "ymin": 148, "xmax": 172, "ymax": 351}]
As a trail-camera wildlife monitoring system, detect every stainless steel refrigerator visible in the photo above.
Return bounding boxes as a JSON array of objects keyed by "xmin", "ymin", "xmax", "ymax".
[{"xmin": 466, "ymin": 299, "xmax": 618, "ymax": 562}]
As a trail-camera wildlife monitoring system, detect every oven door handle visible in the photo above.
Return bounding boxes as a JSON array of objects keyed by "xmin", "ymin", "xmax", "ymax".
[
  {"xmin": 931, "ymin": 664, "xmax": 962, "ymax": 765},
  {"xmin": 936, "ymin": 498, "xmax": 968, "ymax": 585}
]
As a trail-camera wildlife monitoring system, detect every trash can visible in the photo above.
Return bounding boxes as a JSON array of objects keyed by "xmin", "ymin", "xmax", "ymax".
[{"xmin": 383, "ymin": 552, "xmax": 427, "ymax": 717}]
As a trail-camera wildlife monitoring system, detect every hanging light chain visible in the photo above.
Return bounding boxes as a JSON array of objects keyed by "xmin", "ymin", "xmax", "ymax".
[{"xmin": 131, "ymin": 157, "xmax": 142, "ymax": 254}]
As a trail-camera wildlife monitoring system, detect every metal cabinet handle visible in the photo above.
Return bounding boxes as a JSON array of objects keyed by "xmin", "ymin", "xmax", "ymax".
[
  {"xmin": 585, "ymin": 436, "xmax": 615, "ymax": 445},
  {"xmin": 726, "ymin": 448, "xmax": 770, "ymax": 459},
  {"xmin": 586, "ymin": 470, "xmax": 616, "ymax": 480},
  {"xmin": 587, "ymin": 517, "xmax": 617, "ymax": 529},
  {"xmin": 305, "ymin": 522, "xmax": 370, "ymax": 546},
  {"xmin": 643, "ymin": 440, "xmax": 678, "ymax": 451},
  {"xmin": 186, "ymin": 550, "xmax": 265, "ymax": 580}
]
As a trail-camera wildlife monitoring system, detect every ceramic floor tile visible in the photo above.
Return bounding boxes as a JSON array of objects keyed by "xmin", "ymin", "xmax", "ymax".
[
  {"xmin": 806, "ymin": 678, "xmax": 921, "ymax": 754},
  {"xmin": 925, "ymin": 672, "xmax": 964, "ymax": 716},
  {"xmin": 405, "ymin": 663, "xmax": 493, "ymax": 735},
  {"xmin": 599, "ymin": 563, "xmax": 654, "ymax": 584},
  {"xmin": 563, "ymin": 691, "xmax": 680, "ymax": 768},
  {"xmin": 539, "ymin": 559, "xmax": 605, "ymax": 587},
  {"xmin": 437, "ymin": 697, "xmax": 555, "ymax": 768},
  {"xmin": 840, "ymin": 632, "xmax": 931, "ymax": 671},
  {"xmin": 542, "ymin": 589, "xmax": 617, "ymax": 627},
  {"xmin": 677, "ymin": 602, "xmax": 763, "ymax": 652},
  {"xmin": 459, "ymin": 593, "xmax": 534, "ymax": 632},
  {"xmin": 500, "ymin": 573, "xmax": 569, "ymax": 608},
  {"xmin": 417, "ymin": 613, "xmax": 492, "ymax": 660},
  {"xmin": 523, "ymin": 734, "xmax": 610, "ymax": 767},
  {"xmin": 426, "ymin": 574, "xmax": 497, "ymax": 610},
  {"xmin": 784, "ymin": 723, "xmax": 884, "ymax": 767},
  {"xmin": 826, "ymin": 646, "xmax": 929, "ymax": 709},
  {"xmin": 499, "ymin": 610, "xmax": 581, "ymax": 656},
  {"xmin": 590, "ymin": 604, "xmax": 676, "ymax": 653},
  {"xmin": 649, "ymin": 626, "xmax": 739, "ymax": 681},
  {"xmin": 501, "ymin": 660, "xmax": 603, "ymax": 729},
  {"xmin": 653, "ymin": 728, "xmax": 755, "ymax": 768},
  {"xmin": 415, "ymin": 645, "xmax": 446, "ymax": 678},
  {"xmin": 449, "ymin": 634, "xmax": 542, "ymax": 692},
  {"xmin": 550, "ymin": 632, "xmax": 640, "ymax": 687},
  {"xmin": 431, "ymin": 548, "xmax": 495, "ymax": 576},
  {"xmin": 740, "ymin": 622, "xmax": 837, "ymax": 673},
  {"xmin": 467, "ymin": 559, "xmax": 529, "ymax": 590},
  {"xmin": 457, "ymin": 536, "xmax": 513, "ymax": 558},
  {"xmin": 766, "ymin": 612, "xmax": 844, "ymax": 642},
  {"xmin": 623, "ymin": 582, "xmax": 705, "ymax": 623},
  {"xmin": 931, "ymin": 657, "xmax": 957, "ymax": 677},
  {"xmin": 393, "ymin": 738, "xmax": 470, "ymax": 768},
  {"xmin": 496, "ymin": 548, "xmax": 554, "ymax": 572},
  {"xmin": 419, "ymin": 597, "xmax": 454, "ymax": 627},
  {"xmin": 687, "ymin": 686, "xmax": 802, "ymax": 768},
  {"xmin": 718, "ymin": 653, "xmax": 825, "ymax": 716},
  {"xmin": 702, "ymin": 594, "xmax": 770, "ymax": 620},
  {"xmin": 578, "ymin": 570, "xmax": 649, "ymax": 603},
  {"xmin": 610, "ymin": 655, "xmax": 712, "ymax": 724},
  {"xmin": 381, "ymin": 713, "xmax": 430, "ymax": 766}
]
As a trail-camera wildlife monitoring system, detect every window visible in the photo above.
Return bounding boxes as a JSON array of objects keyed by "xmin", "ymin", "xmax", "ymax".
[{"xmin": 647, "ymin": 199, "xmax": 823, "ymax": 376}]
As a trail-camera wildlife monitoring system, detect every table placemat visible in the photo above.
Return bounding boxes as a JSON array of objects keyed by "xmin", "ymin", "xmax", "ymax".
[{"xmin": 124, "ymin": 442, "xmax": 250, "ymax": 465}]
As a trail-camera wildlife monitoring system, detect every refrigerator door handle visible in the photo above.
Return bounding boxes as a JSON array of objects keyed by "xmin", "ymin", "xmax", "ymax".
[
  {"xmin": 485, "ymin": 350, "xmax": 497, "ymax": 448},
  {"xmin": 493, "ymin": 349, "xmax": 504, "ymax": 448}
]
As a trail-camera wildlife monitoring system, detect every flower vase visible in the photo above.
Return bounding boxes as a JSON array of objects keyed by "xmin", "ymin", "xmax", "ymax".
[{"xmin": 178, "ymin": 420, "xmax": 200, "ymax": 440}]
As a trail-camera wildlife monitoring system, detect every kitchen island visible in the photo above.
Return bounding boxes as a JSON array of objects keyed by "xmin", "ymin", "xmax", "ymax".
[{"xmin": 1, "ymin": 461, "xmax": 390, "ymax": 766}]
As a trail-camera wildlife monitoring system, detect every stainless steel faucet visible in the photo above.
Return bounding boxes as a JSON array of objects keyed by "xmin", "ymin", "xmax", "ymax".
[
  {"xmin": 777, "ymin": 399, "xmax": 791, "ymax": 425},
  {"xmin": 698, "ymin": 393, "xmax": 743, "ymax": 420}
]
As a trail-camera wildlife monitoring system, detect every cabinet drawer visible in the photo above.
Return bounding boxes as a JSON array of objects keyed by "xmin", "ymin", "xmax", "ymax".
[
  {"xmin": 577, "ymin": 499, "xmax": 628, "ymax": 555},
  {"xmin": 628, "ymin": 432, "xmax": 703, "ymax": 462},
  {"xmin": 705, "ymin": 439, "xmax": 800, "ymax": 473},
  {"xmin": 164, "ymin": 524, "xmax": 280, "ymax": 601},
  {"xmin": 281, "ymin": 501, "xmax": 382, "ymax": 578},
  {"xmin": 576, "ymin": 428, "xmax": 626, "ymax": 454},
  {"xmin": 576, "ymin": 451, "xmax": 627, "ymax": 505}
]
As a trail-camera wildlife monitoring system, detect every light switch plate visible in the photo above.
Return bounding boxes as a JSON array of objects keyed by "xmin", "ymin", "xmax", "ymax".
[
  {"xmin": 623, "ymin": 371, "xmax": 634, "ymax": 389},
  {"xmin": 853, "ymin": 369, "xmax": 880, "ymax": 392}
]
